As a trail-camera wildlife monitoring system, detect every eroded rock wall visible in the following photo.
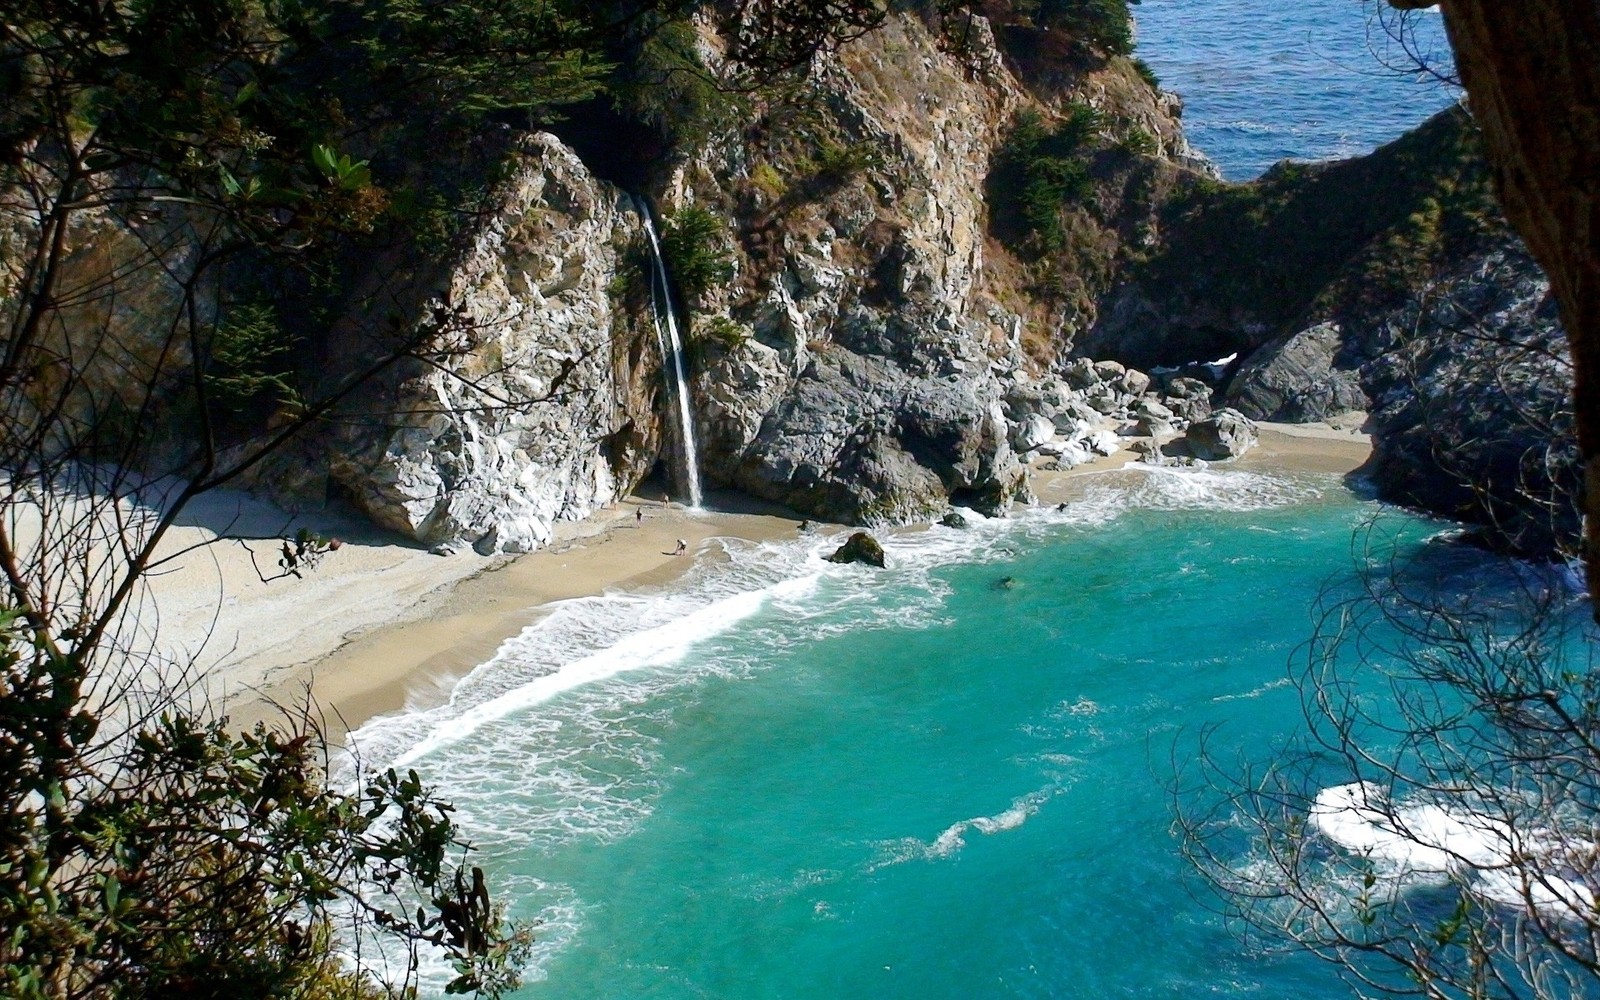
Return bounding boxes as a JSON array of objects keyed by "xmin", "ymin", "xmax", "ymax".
[{"xmin": 326, "ymin": 134, "xmax": 663, "ymax": 553}]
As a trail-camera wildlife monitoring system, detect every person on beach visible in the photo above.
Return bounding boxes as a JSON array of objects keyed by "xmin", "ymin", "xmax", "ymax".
[
  {"xmin": 674, "ymin": 539, "xmax": 687, "ymax": 556},
  {"xmin": 636, "ymin": 507, "xmax": 644, "ymax": 527}
]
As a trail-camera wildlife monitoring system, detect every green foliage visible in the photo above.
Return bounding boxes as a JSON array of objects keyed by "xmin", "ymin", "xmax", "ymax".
[
  {"xmin": 1132, "ymin": 57, "xmax": 1160, "ymax": 90},
  {"xmin": 695, "ymin": 316, "xmax": 752, "ymax": 353},
  {"xmin": 661, "ymin": 206, "xmax": 736, "ymax": 306},
  {"xmin": 613, "ymin": 17, "xmax": 745, "ymax": 153},
  {"xmin": 0, "ymin": 612, "xmax": 530, "ymax": 998},
  {"xmin": 750, "ymin": 162, "xmax": 789, "ymax": 201},
  {"xmin": 991, "ymin": 106, "xmax": 1104, "ymax": 254},
  {"xmin": 311, "ymin": 145, "xmax": 373, "ymax": 192},
  {"xmin": 1008, "ymin": 0, "xmax": 1141, "ymax": 57},
  {"xmin": 808, "ymin": 140, "xmax": 885, "ymax": 182},
  {"xmin": 1138, "ymin": 106, "xmax": 1504, "ymax": 336},
  {"xmin": 1119, "ymin": 125, "xmax": 1158, "ymax": 158},
  {"xmin": 206, "ymin": 304, "xmax": 300, "ymax": 415}
]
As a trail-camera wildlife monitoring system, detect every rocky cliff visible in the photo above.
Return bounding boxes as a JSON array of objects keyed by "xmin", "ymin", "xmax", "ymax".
[
  {"xmin": 318, "ymin": 135, "xmax": 665, "ymax": 554},
  {"xmin": 1080, "ymin": 104, "xmax": 1578, "ymax": 560},
  {"xmin": 307, "ymin": 10, "xmax": 1197, "ymax": 536},
  {"xmin": 9, "ymin": 9, "xmax": 1573, "ymax": 562}
]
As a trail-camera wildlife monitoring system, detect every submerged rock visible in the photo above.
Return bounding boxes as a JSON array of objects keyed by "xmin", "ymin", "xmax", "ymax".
[
  {"xmin": 940, "ymin": 510, "xmax": 970, "ymax": 529},
  {"xmin": 826, "ymin": 532, "xmax": 887, "ymax": 568}
]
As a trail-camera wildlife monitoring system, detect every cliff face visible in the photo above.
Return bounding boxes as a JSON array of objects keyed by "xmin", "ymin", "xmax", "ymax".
[
  {"xmin": 1070, "ymin": 102, "xmax": 1578, "ymax": 559},
  {"xmin": 14, "ymin": 8, "xmax": 1567, "ymax": 560},
  {"xmin": 1360, "ymin": 247, "xmax": 1577, "ymax": 558},
  {"xmin": 310, "ymin": 11, "xmax": 1193, "ymax": 537},
  {"xmin": 660, "ymin": 14, "xmax": 1198, "ymax": 520},
  {"xmin": 320, "ymin": 135, "xmax": 663, "ymax": 553},
  {"xmin": 683, "ymin": 14, "xmax": 1034, "ymax": 520}
]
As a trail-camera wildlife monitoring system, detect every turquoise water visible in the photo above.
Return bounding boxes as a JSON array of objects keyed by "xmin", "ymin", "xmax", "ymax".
[
  {"xmin": 351, "ymin": 467, "xmax": 1477, "ymax": 997},
  {"xmin": 1134, "ymin": 0, "xmax": 1458, "ymax": 179}
]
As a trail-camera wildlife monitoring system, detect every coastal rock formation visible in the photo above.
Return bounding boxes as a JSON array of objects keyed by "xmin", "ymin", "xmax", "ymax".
[
  {"xmin": 1360, "ymin": 249, "xmax": 1578, "ymax": 557},
  {"xmin": 670, "ymin": 13, "xmax": 1190, "ymax": 524},
  {"xmin": 730, "ymin": 348, "xmax": 1024, "ymax": 521},
  {"xmin": 826, "ymin": 531, "xmax": 887, "ymax": 568},
  {"xmin": 1183, "ymin": 408, "xmax": 1257, "ymax": 461},
  {"xmin": 13, "ymin": 9, "xmax": 1571, "ymax": 563},
  {"xmin": 325, "ymin": 135, "xmax": 661, "ymax": 553},
  {"xmin": 1225, "ymin": 322, "xmax": 1366, "ymax": 423}
]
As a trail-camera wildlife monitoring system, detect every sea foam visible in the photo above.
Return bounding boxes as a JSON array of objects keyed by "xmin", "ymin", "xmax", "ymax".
[
  {"xmin": 1310, "ymin": 781, "xmax": 1597, "ymax": 920},
  {"xmin": 342, "ymin": 466, "xmax": 1335, "ymax": 990}
]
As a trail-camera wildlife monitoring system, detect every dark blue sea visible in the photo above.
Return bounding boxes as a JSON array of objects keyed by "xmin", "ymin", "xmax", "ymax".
[{"xmin": 1134, "ymin": 0, "xmax": 1459, "ymax": 179}]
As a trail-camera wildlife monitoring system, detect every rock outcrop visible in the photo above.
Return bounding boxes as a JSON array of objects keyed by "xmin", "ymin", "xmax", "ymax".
[
  {"xmin": 1225, "ymin": 322, "xmax": 1367, "ymax": 423},
  {"xmin": 1182, "ymin": 408, "xmax": 1258, "ymax": 461},
  {"xmin": 325, "ymin": 135, "xmax": 662, "ymax": 553},
  {"xmin": 664, "ymin": 14, "xmax": 1189, "ymax": 525},
  {"xmin": 826, "ymin": 531, "xmax": 887, "ymax": 567},
  {"xmin": 1360, "ymin": 249, "xmax": 1578, "ymax": 558}
]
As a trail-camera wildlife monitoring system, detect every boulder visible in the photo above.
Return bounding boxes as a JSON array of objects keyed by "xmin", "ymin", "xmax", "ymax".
[
  {"xmin": 1085, "ymin": 386, "xmax": 1121, "ymax": 414},
  {"xmin": 1183, "ymin": 408, "xmax": 1258, "ymax": 460},
  {"xmin": 826, "ymin": 531, "xmax": 887, "ymax": 567},
  {"xmin": 1051, "ymin": 398, "xmax": 1104, "ymax": 432},
  {"xmin": 1136, "ymin": 415, "xmax": 1175, "ymax": 439},
  {"xmin": 732, "ymin": 348, "xmax": 1026, "ymax": 523},
  {"xmin": 1132, "ymin": 398, "xmax": 1175, "ymax": 423},
  {"xmin": 1011, "ymin": 413, "xmax": 1056, "ymax": 453},
  {"xmin": 1164, "ymin": 376, "xmax": 1212, "ymax": 400},
  {"xmin": 1225, "ymin": 322, "xmax": 1368, "ymax": 422},
  {"xmin": 940, "ymin": 510, "xmax": 969, "ymax": 529},
  {"xmin": 1093, "ymin": 360, "xmax": 1128, "ymax": 382},
  {"xmin": 1061, "ymin": 356, "xmax": 1100, "ymax": 389},
  {"xmin": 1160, "ymin": 378, "xmax": 1214, "ymax": 424},
  {"xmin": 1119, "ymin": 368, "xmax": 1152, "ymax": 397}
]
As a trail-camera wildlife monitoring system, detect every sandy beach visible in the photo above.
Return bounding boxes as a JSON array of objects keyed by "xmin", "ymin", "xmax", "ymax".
[{"xmin": 143, "ymin": 421, "xmax": 1371, "ymax": 735}]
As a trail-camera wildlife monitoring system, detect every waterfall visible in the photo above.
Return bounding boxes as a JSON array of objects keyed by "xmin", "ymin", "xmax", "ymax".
[{"xmin": 636, "ymin": 202, "xmax": 704, "ymax": 509}]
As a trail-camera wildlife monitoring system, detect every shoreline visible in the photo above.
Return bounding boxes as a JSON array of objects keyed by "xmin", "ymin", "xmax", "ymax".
[{"xmin": 209, "ymin": 421, "xmax": 1372, "ymax": 735}]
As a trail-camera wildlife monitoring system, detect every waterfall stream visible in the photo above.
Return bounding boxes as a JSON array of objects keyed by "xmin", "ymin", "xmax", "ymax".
[{"xmin": 636, "ymin": 204, "xmax": 704, "ymax": 509}]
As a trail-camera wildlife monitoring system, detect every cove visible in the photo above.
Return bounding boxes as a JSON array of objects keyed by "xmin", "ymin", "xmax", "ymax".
[{"xmin": 352, "ymin": 467, "xmax": 1454, "ymax": 997}]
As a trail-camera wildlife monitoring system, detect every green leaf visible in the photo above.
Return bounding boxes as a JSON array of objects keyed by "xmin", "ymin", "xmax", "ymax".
[{"xmin": 311, "ymin": 144, "xmax": 336, "ymax": 177}]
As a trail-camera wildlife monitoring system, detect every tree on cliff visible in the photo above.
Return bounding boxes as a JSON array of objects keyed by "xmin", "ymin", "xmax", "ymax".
[{"xmin": 0, "ymin": 1, "xmax": 901, "ymax": 996}]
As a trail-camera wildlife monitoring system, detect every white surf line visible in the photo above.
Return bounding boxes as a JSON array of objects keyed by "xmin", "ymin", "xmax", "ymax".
[{"xmin": 381, "ymin": 574, "xmax": 821, "ymax": 771}]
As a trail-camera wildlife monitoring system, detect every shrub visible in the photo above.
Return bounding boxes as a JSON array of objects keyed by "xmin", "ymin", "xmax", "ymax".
[
  {"xmin": 750, "ymin": 161, "xmax": 788, "ymax": 200},
  {"xmin": 207, "ymin": 303, "xmax": 299, "ymax": 414},
  {"xmin": 1119, "ymin": 126, "xmax": 1158, "ymax": 157},
  {"xmin": 661, "ymin": 206, "xmax": 735, "ymax": 305},
  {"xmin": 991, "ymin": 107, "xmax": 1103, "ymax": 254},
  {"xmin": 1133, "ymin": 57, "xmax": 1160, "ymax": 90},
  {"xmin": 615, "ymin": 17, "xmax": 746, "ymax": 152},
  {"xmin": 810, "ymin": 140, "xmax": 883, "ymax": 181},
  {"xmin": 695, "ymin": 315, "xmax": 752, "ymax": 353},
  {"xmin": 1019, "ymin": 0, "xmax": 1139, "ymax": 57}
]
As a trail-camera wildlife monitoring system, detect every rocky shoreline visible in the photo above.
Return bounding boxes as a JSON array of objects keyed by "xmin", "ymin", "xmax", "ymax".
[
  {"xmin": 11, "ymin": 12, "xmax": 1576, "ymax": 571},
  {"xmin": 213, "ymin": 421, "xmax": 1367, "ymax": 734}
]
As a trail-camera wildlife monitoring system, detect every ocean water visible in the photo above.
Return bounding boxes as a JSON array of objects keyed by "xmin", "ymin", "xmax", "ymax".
[
  {"xmin": 346, "ymin": 466, "xmax": 1544, "ymax": 998},
  {"xmin": 1133, "ymin": 0, "xmax": 1459, "ymax": 179}
]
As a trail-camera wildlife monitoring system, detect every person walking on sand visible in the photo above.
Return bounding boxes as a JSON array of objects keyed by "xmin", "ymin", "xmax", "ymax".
[
  {"xmin": 674, "ymin": 538, "xmax": 687, "ymax": 556},
  {"xmin": 636, "ymin": 506, "xmax": 644, "ymax": 527}
]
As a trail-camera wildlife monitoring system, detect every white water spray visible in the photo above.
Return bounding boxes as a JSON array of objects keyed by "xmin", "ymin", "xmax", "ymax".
[{"xmin": 636, "ymin": 203, "xmax": 704, "ymax": 509}]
